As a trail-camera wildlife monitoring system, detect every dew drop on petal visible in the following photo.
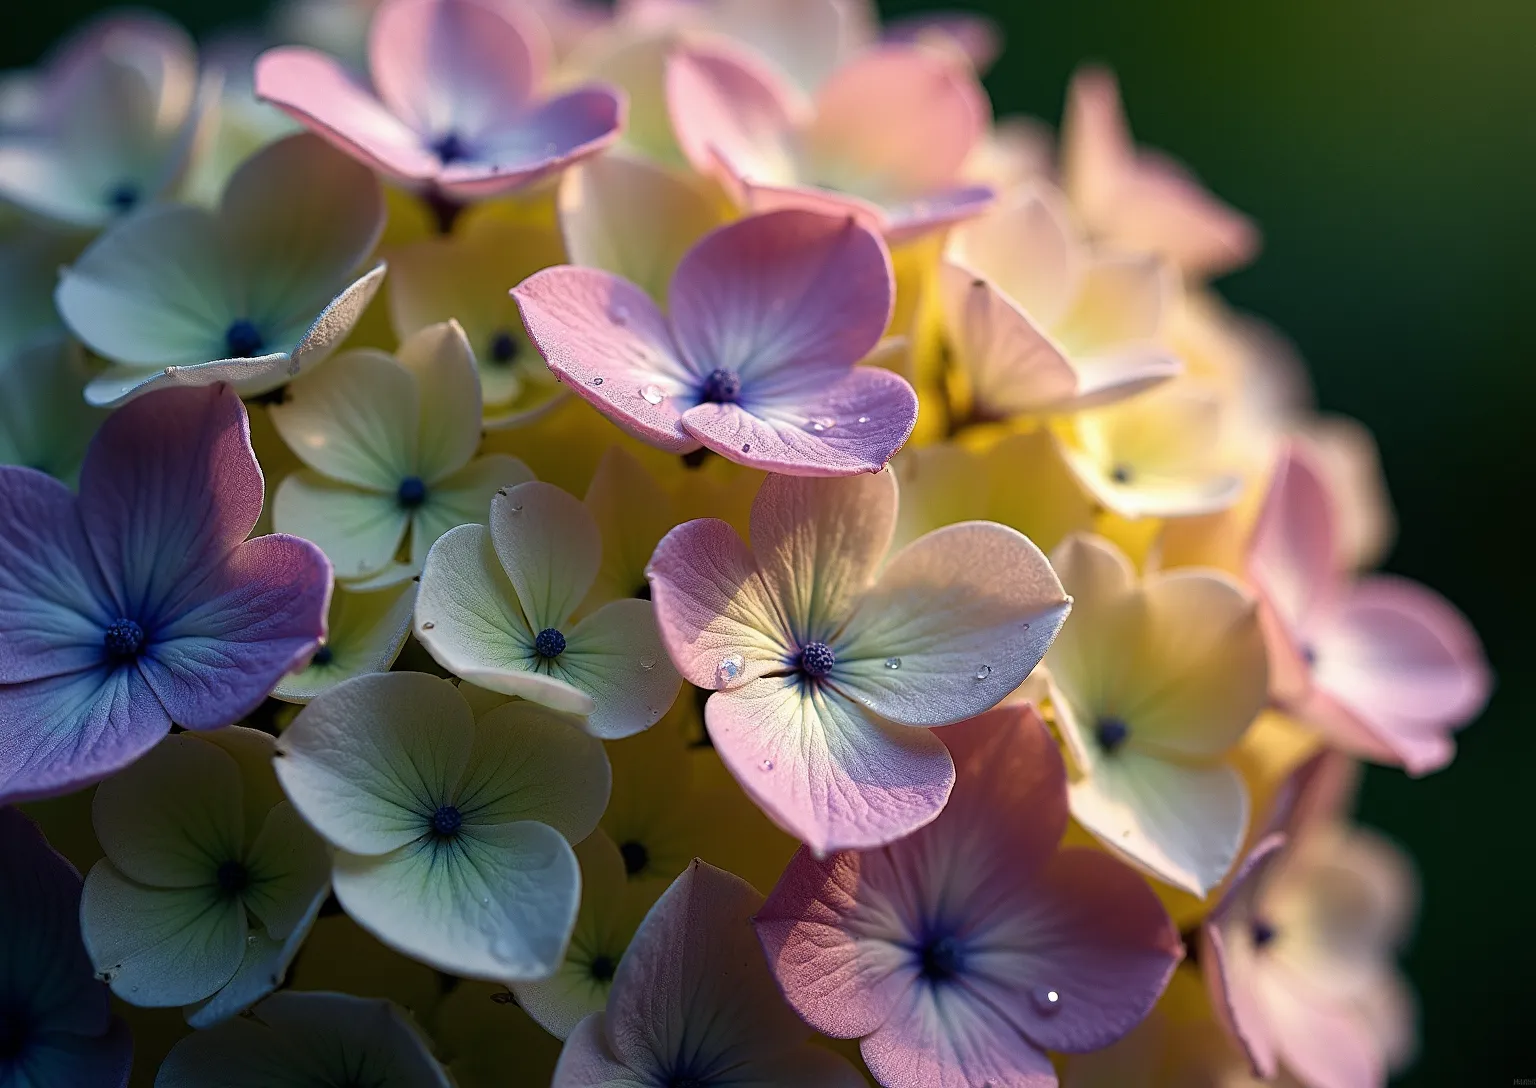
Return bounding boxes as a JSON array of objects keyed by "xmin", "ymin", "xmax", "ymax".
[
  {"xmin": 884, "ymin": 657, "xmax": 901, "ymax": 670},
  {"xmin": 716, "ymin": 653, "xmax": 745, "ymax": 686},
  {"xmin": 858, "ymin": 415, "xmax": 871, "ymax": 424},
  {"xmin": 741, "ymin": 443, "xmax": 751, "ymax": 453},
  {"xmin": 640, "ymin": 657, "xmax": 656, "ymax": 670},
  {"xmin": 590, "ymin": 376, "xmax": 605, "ymax": 386},
  {"xmin": 759, "ymin": 759, "xmax": 774, "ymax": 771},
  {"xmin": 806, "ymin": 416, "xmax": 836, "ymax": 433},
  {"xmin": 640, "ymin": 384, "xmax": 666, "ymax": 405},
  {"xmin": 974, "ymin": 664, "xmax": 992, "ymax": 680},
  {"xmin": 610, "ymin": 305, "xmax": 630, "ymax": 325},
  {"xmin": 421, "ymin": 621, "xmax": 435, "ymax": 631},
  {"xmin": 1030, "ymin": 986, "xmax": 1062, "ymax": 1015}
]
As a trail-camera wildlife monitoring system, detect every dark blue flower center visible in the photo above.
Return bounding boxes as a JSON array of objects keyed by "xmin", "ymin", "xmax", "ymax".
[
  {"xmin": 0, "ymin": 1004, "xmax": 30, "ymax": 1061},
  {"xmin": 488, "ymin": 329, "xmax": 520, "ymax": 365},
  {"xmin": 1301, "ymin": 643, "xmax": 1318, "ymax": 667},
  {"xmin": 798, "ymin": 641, "xmax": 836, "ymax": 678},
  {"xmin": 919, "ymin": 934, "xmax": 964, "ymax": 983},
  {"xmin": 431, "ymin": 805, "xmax": 463, "ymax": 837},
  {"xmin": 397, "ymin": 476, "xmax": 428, "ymax": 509},
  {"xmin": 1110, "ymin": 463, "xmax": 1135, "ymax": 485},
  {"xmin": 534, "ymin": 628, "xmax": 567, "ymax": 658},
  {"xmin": 1251, "ymin": 919, "xmax": 1277, "ymax": 949},
  {"xmin": 216, "ymin": 860, "xmax": 249, "ymax": 895},
  {"xmin": 310, "ymin": 644, "xmax": 334, "ymax": 668},
  {"xmin": 619, "ymin": 839, "xmax": 649, "ymax": 876},
  {"xmin": 224, "ymin": 319, "xmax": 265, "ymax": 359},
  {"xmin": 432, "ymin": 131, "xmax": 471, "ymax": 164},
  {"xmin": 103, "ymin": 618, "xmax": 145, "ymax": 660},
  {"xmin": 589, "ymin": 954, "xmax": 616, "ymax": 982},
  {"xmin": 105, "ymin": 181, "xmax": 139, "ymax": 213},
  {"xmin": 1095, "ymin": 717, "xmax": 1130, "ymax": 754},
  {"xmin": 699, "ymin": 368, "xmax": 742, "ymax": 404}
]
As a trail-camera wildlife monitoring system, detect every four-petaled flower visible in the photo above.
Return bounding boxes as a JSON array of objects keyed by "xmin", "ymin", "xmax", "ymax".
[{"xmin": 646, "ymin": 469, "xmax": 1071, "ymax": 853}]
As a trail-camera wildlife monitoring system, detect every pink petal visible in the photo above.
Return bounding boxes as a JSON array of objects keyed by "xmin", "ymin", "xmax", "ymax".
[
  {"xmin": 935, "ymin": 707, "xmax": 1069, "ymax": 869},
  {"xmin": 804, "ymin": 46, "xmax": 988, "ymax": 199},
  {"xmin": 1258, "ymin": 967, "xmax": 1386, "ymax": 1088},
  {"xmin": 254, "ymin": 47, "xmax": 439, "ymax": 182},
  {"xmin": 368, "ymin": 0, "xmax": 539, "ymax": 137},
  {"xmin": 1201, "ymin": 834, "xmax": 1286, "ymax": 1078},
  {"xmin": 1250, "ymin": 444, "xmax": 1339, "ymax": 636},
  {"xmin": 705, "ymin": 676, "xmax": 954, "ymax": 854},
  {"xmin": 681, "ymin": 367, "xmax": 917, "ymax": 476},
  {"xmin": 878, "ymin": 185, "xmax": 996, "ymax": 242},
  {"xmin": 861, "ymin": 981, "xmax": 1057, "ymax": 1088},
  {"xmin": 436, "ymin": 85, "xmax": 624, "ymax": 199},
  {"xmin": 666, "ymin": 41, "xmax": 801, "ymax": 196},
  {"xmin": 512, "ymin": 266, "xmax": 698, "ymax": 452},
  {"xmin": 668, "ymin": 209, "xmax": 893, "ymax": 382}
]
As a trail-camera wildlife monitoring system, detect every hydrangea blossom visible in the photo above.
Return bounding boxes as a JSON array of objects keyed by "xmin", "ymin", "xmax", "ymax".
[
  {"xmin": 552, "ymin": 859, "xmax": 866, "ymax": 1086},
  {"xmin": 255, "ymin": 0, "xmax": 623, "ymax": 213},
  {"xmin": 757, "ymin": 705, "xmax": 1183, "ymax": 1088},
  {"xmin": 515, "ymin": 209, "xmax": 918, "ymax": 476},
  {"xmin": 275, "ymin": 671, "xmax": 611, "ymax": 980},
  {"xmin": 273, "ymin": 583, "xmax": 418, "ymax": 702},
  {"xmin": 0, "ymin": 384, "xmax": 331, "ymax": 803},
  {"xmin": 646, "ymin": 469, "xmax": 1070, "ymax": 853},
  {"xmin": 54, "ymin": 133, "xmax": 386, "ymax": 406}
]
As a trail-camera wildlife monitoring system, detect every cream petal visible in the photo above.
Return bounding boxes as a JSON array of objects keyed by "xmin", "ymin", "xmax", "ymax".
[
  {"xmin": 269, "ymin": 348, "xmax": 420, "ymax": 491},
  {"xmin": 274, "ymin": 582, "xmax": 419, "ymax": 703},
  {"xmin": 273, "ymin": 472, "xmax": 410, "ymax": 584},
  {"xmin": 950, "ymin": 184, "xmax": 1081, "ymax": 326},
  {"xmin": 556, "ymin": 598, "xmax": 684, "ymax": 739},
  {"xmin": 396, "ymin": 321, "xmax": 484, "ymax": 482},
  {"xmin": 490, "ymin": 480, "xmax": 601, "ymax": 633}
]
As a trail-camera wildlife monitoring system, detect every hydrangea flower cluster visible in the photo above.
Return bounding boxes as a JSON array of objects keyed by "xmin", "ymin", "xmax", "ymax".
[{"xmin": 0, "ymin": 3, "xmax": 1489, "ymax": 1087}]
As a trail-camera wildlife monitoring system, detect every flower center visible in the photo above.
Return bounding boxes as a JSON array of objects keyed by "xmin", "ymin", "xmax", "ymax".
[
  {"xmin": 1095, "ymin": 716, "xmax": 1130, "ymax": 754},
  {"xmin": 699, "ymin": 368, "xmax": 742, "ymax": 404},
  {"xmin": 103, "ymin": 618, "xmax": 145, "ymax": 660},
  {"xmin": 589, "ymin": 954, "xmax": 616, "ymax": 982},
  {"xmin": 397, "ymin": 476, "xmax": 428, "ymax": 509},
  {"xmin": 619, "ymin": 839, "xmax": 649, "ymax": 876},
  {"xmin": 534, "ymin": 628, "xmax": 567, "ymax": 659},
  {"xmin": 431, "ymin": 131, "xmax": 471, "ymax": 164},
  {"xmin": 310, "ymin": 644, "xmax": 334, "ymax": 668},
  {"xmin": 1251, "ymin": 919, "xmax": 1277, "ymax": 949},
  {"xmin": 488, "ymin": 329, "xmax": 520, "ymax": 365},
  {"xmin": 224, "ymin": 319, "xmax": 265, "ymax": 359},
  {"xmin": 431, "ymin": 805, "xmax": 463, "ymax": 838},
  {"xmin": 1110, "ymin": 463, "xmax": 1135, "ymax": 485},
  {"xmin": 216, "ymin": 860, "xmax": 249, "ymax": 895},
  {"xmin": 918, "ymin": 934, "xmax": 964, "ymax": 983},
  {"xmin": 798, "ymin": 641, "xmax": 836, "ymax": 679},
  {"xmin": 1301, "ymin": 643, "xmax": 1318, "ymax": 667},
  {"xmin": 105, "ymin": 181, "xmax": 139, "ymax": 213}
]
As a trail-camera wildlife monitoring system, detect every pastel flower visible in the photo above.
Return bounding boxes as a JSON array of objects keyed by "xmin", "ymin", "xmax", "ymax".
[
  {"xmin": 270, "ymin": 321, "xmax": 535, "ymax": 589},
  {"xmin": 0, "ymin": 14, "xmax": 199, "ymax": 228},
  {"xmin": 1248, "ymin": 444, "xmax": 1489, "ymax": 775},
  {"xmin": 156, "ymin": 990, "xmax": 451, "ymax": 1087},
  {"xmin": 1062, "ymin": 66, "xmax": 1260, "ymax": 279},
  {"xmin": 510, "ymin": 830, "xmax": 654, "ymax": 1039},
  {"xmin": 756, "ymin": 705, "xmax": 1183, "ymax": 1088},
  {"xmin": 273, "ymin": 582, "xmax": 418, "ymax": 702},
  {"xmin": 0, "ymin": 337, "xmax": 105, "ymax": 484},
  {"xmin": 388, "ymin": 215, "xmax": 568, "ymax": 428},
  {"xmin": 79, "ymin": 728, "xmax": 330, "ymax": 1022},
  {"xmin": 667, "ymin": 40, "xmax": 994, "ymax": 241},
  {"xmin": 941, "ymin": 182, "xmax": 1181, "ymax": 423},
  {"xmin": 255, "ymin": 0, "xmax": 623, "ymax": 208},
  {"xmin": 415, "ymin": 479, "xmax": 684, "ymax": 739},
  {"xmin": 177, "ymin": 39, "xmax": 300, "ymax": 209},
  {"xmin": 0, "ymin": 383, "xmax": 331, "ymax": 804},
  {"xmin": 1053, "ymin": 379, "xmax": 1245, "ymax": 520},
  {"xmin": 515, "ymin": 209, "xmax": 919, "ymax": 476},
  {"xmin": 646, "ymin": 469, "xmax": 1071, "ymax": 853},
  {"xmin": 0, "ymin": 808, "xmax": 132, "ymax": 1088},
  {"xmin": 275, "ymin": 671, "xmax": 611, "ymax": 980},
  {"xmin": 1202, "ymin": 814, "xmax": 1418, "ymax": 1087},
  {"xmin": 552, "ymin": 859, "xmax": 866, "ymax": 1087},
  {"xmin": 1045, "ymin": 533, "xmax": 1268, "ymax": 896},
  {"xmin": 1293, "ymin": 416, "xmax": 1396, "ymax": 572},
  {"xmin": 54, "ymin": 133, "xmax": 387, "ymax": 407}
]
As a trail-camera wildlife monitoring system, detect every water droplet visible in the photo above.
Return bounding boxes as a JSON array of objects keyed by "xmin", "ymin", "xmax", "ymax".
[
  {"xmin": 590, "ymin": 376, "xmax": 605, "ymax": 386},
  {"xmin": 1030, "ymin": 986, "xmax": 1062, "ymax": 1015},
  {"xmin": 509, "ymin": 501, "xmax": 523, "ymax": 512},
  {"xmin": 716, "ymin": 653, "xmax": 745, "ymax": 686},
  {"xmin": 974, "ymin": 664, "xmax": 992, "ymax": 680},
  {"xmin": 741, "ymin": 443, "xmax": 751, "ymax": 453},
  {"xmin": 806, "ymin": 416, "xmax": 836, "ymax": 433},
  {"xmin": 610, "ymin": 305, "xmax": 630, "ymax": 324},
  {"xmin": 857, "ymin": 415, "xmax": 871, "ymax": 424},
  {"xmin": 421, "ymin": 621, "xmax": 436, "ymax": 630},
  {"xmin": 496, "ymin": 488, "xmax": 508, "ymax": 496},
  {"xmin": 759, "ymin": 759, "xmax": 774, "ymax": 771},
  {"xmin": 640, "ymin": 657, "xmax": 656, "ymax": 670},
  {"xmin": 884, "ymin": 657, "xmax": 902, "ymax": 670},
  {"xmin": 640, "ymin": 384, "xmax": 666, "ymax": 405}
]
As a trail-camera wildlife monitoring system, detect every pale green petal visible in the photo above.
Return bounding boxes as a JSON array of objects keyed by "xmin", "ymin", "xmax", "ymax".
[
  {"xmin": 397, "ymin": 321, "xmax": 483, "ymax": 482},
  {"xmin": 274, "ymin": 471, "xmax": 410, "ymax": 583},
  {"xmin": 183, "ymin": 884, "xmax": 327, "ymax": 1029},
  {"xmin": 0, "ymin": 337, "xmax": 105, "ymax": 484},
  {"xmin": 456, "ymin": 702, "xmax": 612, "ymax": 843},
  {"xmin": 92, "ymin": 734, "xmax": 244, "ymax": 888},
  {"xmin": 242, "ymin": 801, "xmax": 333, "ymax": 940},
  {"xmin": 333, "ymin": 821, "xmax": 581, "ymax": 981},
  {"xmin": 80, "ymin": 864, "xmax": 246, "ymax": 1007},
  {"xmin": 269, "ymin": 349, "xmax": 419, "ymax": 490},
  {"xmin": 490, "ymin": 481, "xmax": 601, "ymax": 633},
  {"xmin": 276, "ymin": 672, "xmax": 475, "ymax": 856},
  {"xmin": 275, "ymin": 583, "xmax": 419, "ymax": 703},
  {"xmin": 195, "ymin": 726, "xmax": 285, "ymax": 853},
  {"xmin": 408, "ymin": 454, "xmax": 536, "ymax": 571},
  {"xmin": 557, "ymin": 599, "xmax": 684, "ymax": 739}
]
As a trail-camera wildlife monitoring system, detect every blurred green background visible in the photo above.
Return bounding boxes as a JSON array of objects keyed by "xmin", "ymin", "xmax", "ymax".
[{"xmin": 6, "ymin": 1, "xmax": 1533, "ymax": 1083}]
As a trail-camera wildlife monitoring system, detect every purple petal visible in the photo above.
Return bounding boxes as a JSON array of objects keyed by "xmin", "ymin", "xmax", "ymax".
[
  {"xmin": 0, "ymin": 468, "xmax": 114, "ymax": 683},
  {"xmin": 668, "ymin": 210, "xmax": 893, "ymax": 383},
  {"xmin": 77, "ymin": 385, "xmax": 264, "ymax": 623},
  {"xmin": 860, "ymin": 982, "xmax": 1057, "ymax": 1088},
  {"xmin": 142, "ymin": 534, "xmax": 332, "ymax": 730},
  {"xmin": 0, "ymin": 665, "xmax": 169, "ymax": 804},
  {"xmin": 438, "ymin": 86, "xmax": 624, "ymax": 200},
  {"xmin": 513, "ymin": 266, "xmax": 698, "ymax": 452},
  {"xmin": 681, "ymin": 366, "xmax": 917, "ymax": 476}
]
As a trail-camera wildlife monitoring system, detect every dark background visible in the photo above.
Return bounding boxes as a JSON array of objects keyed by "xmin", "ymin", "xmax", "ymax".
[{"xmin": 6, "ymin": 1, "xmax": 1533, "ymax": 1082}]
